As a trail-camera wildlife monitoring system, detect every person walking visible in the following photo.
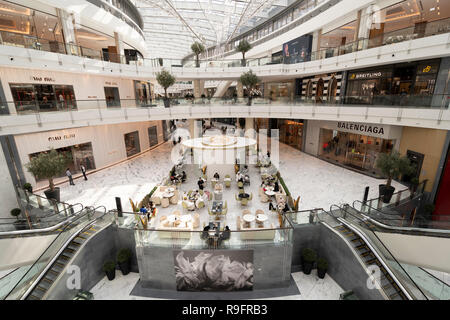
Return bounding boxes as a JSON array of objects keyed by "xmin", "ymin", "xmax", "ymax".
[
  {"xmin": 80, "ymin": 164, "xmax": 88, "ymax": 181},
  {"xmin": 66, "ymin": 168, "xmax": 75, "ymax": 186}
]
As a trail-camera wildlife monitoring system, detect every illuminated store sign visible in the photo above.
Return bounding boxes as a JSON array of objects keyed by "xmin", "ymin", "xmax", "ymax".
[{"xmin": 30, "ymin": 76, "xmax": 55, "ymax": 82}]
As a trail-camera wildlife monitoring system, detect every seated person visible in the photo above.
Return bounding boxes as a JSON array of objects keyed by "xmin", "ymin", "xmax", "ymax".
[
  {"xmin": 213, "ymin": 172, "xmax": 220, "ymax": 180},
  {"xmin": 274, "ymin": 181, "xmax": 280, "ymax": 192},
  {"xmin": 139, "ymin": 205, "xmax": 148, "ymax": 214},
  {"xmin": 201, "ymin": 225, "xmax": 210, "ymax": 240},
  {"xmin": 269, "ymin": 200, "xmax": 276, "ymax": 211},
  {"xmin": 181, "ymin": 171, "xmax": 187, "ymax": 182},
  {"xmin": 198, "ymin": 177, "xmax": 205, "ymax": 190},
  {"xmin": 220, "ymin": 226, "xmax": 231, "ymax": 240}
]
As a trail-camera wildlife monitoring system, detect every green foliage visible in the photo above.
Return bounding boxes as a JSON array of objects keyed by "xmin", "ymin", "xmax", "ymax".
[
  {"xmin": 10, "ymin": 208, "xmax": 21, "ymax": 219},
  {"xmin": 317, "ymin": 258, "xmax": 328, "ymax": 270},
  {"xmin": 410, "ymin": 177, "xmax": 420, "ymax": 185},
  {"xmin": 278, "ymin": 175, "xmax": 291, "ymax": 197},
  {"xmin": 236, "ymin": 40, "xmax": 251, "ymax": 58},
  {"xmin": 117, "ymin": 248, "xmax": 132, "ymax": 264},
  {"xmin": 375, "ymin": 151, "xmax": 415, "ymax": 187},
  {"xmin": 156, "ymin": 70, "xmax": 176, "ymax": 98},
  {"xmin": 148, "ymin": 186, "xmax": 158, "ymax": 197},
  {"xmin": 239, "ymin": 70, "xmax": 260, "ymax": 91},
  {"xmin": 302, "ymin": 248, "xmax": 317, "ymax": 263},
  {"xmin": 23, "ymin": 183, "xmax": 33, "ymax": 193},
  {"xmin": 102, "ymin": 260, "xmax": 116, "ymax": 272},
  {"xmin": 191, "ymin": 42, "xmax": 205, "ymax": 55},
  {"xmin": 129, "ymin": 198, "xmax": 139, "ymax": 213},
  {"xmin": 25, "ymin": 148, "xmax": 69, "ymax": 190}
]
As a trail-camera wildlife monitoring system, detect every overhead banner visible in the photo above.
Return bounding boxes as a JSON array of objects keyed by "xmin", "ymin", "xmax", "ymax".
[
  {"xmin": 282, "ymin": 34, "xmax": 313, "ymax": 64},
  {"xmin": 173, "ymin": 250, "xmax": 254, "ymax": 291}
]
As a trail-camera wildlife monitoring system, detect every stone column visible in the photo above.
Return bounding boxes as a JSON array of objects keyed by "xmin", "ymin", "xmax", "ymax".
[
  {"xmin": 236, "ymin": 81, "xmax": 244, "ymax": 98},
  {"xmin": 114, "ymin": 32, "xmax": 125, "ymax": 63},
  {"xmin": 245, "ymin": 118, "xmax": 256, "ymax": 139},
  {"xmin": 57, "ymin": 9, "xmax": 77, "ymax": 55},
  {"xmin": 194, "ymin": 80, "xmax": 205, "ymax": 98}
]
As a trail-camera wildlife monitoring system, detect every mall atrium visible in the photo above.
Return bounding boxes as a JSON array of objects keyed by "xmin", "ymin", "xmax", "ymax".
[{"xmin": 0, "ymin": 0, "xmax": 449, "ymax": 303}]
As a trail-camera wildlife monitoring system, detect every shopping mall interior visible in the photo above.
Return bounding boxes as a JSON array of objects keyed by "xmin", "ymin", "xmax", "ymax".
[{"xmin": 0, "ymin": 0, "xmax": 449, "ymax": 305}]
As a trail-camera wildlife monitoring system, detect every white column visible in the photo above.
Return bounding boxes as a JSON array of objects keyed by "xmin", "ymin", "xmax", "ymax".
[
  {"xmin": 57, "ymin": 9, "xmax": 77, "ymax": 55},
  {"xmin": 114, "ymin": 32, "xmax": 125, "ymax": 63},
  {"xmin": 237, "ymin": 81, "xmax": 244, "ymax": 98}
]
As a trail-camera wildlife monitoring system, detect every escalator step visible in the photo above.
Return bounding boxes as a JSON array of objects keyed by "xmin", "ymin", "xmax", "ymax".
[
  {"xmin": 42, "ymin": 277, "xmax": 53, "ymax": 283},
  {"xmin": 28, "ymin": 294, "xmax": 41, "ymax": 300},
  {"xmin": 356, "ymin": 244, "xmax": 368, "ymax": 250},
  {"xmin": 59, "ymin": 255, "xmax": 70, "ymax": 260},
  {"xmin": 366, "ymin": 258, "xmax": 378, "ymax": 265},
  {"xmin": 35, "ymin": 286, "xmax": 47, "ymax": 292},
  {"xmin": 54, "ymin": 262, "xmax": 65, "ymax": 268},
  {"xmin": 48, "ymin": 269, "xmax": 59, "ymax": 275}
]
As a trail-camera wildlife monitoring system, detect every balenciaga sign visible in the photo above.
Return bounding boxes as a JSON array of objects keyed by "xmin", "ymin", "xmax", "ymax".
[{"xmin": 336, "ymin": 122, "xmax": 386, "ymax": 136}]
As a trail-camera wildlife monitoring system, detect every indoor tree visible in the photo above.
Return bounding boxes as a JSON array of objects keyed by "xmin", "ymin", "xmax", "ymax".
[
  {"xmin": 236, "ymin": 40, "xmax": 252, "ymax": 67},
  {"xmin": 375, "ymin": 150, "xmax": 415, "ymax": 203},
  {"xmin": 240, "ymin": 70, "xmax": 260, "ymax": 106},
  {"xmin": 25, "ymin": 148, "xmax": 69, "ymax": 201},
  {"xmin": 156, "ymin": 70, "xmax": 176, "ymax": 108},
  {"xmin": 191, "ymin": 41, "xmax": 205, "ymax": 68}
]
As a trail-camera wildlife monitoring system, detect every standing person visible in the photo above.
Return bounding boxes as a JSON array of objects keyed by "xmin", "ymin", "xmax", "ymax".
[
  {"xmin": 80, "ymin": 163, "xmax": 88, "ymax": 181},
  {"xmin": 66, "ymin": 168, "xmax": 75, "ymax": 186},
  {"xmin": 198, "ymin": 177, "xmax": 204, "ymax": 190},
  {"xmin": 178, "ymin": 136, "xmax": 182, "ymax": 144}
]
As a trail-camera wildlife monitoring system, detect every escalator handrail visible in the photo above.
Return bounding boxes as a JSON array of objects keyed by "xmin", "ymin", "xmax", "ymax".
[
  {"xmin": 339, "ymin": 204, "xmax": 428, "ymax": 300},
  {"xmin": 3, "ymin": 206, "xmax": 95, "ymax": 300},
  {"xmin": 352, "ymin": 200, "xmax": 450, "ymax": 234},
  {"xmin": 0, "ymin": 205, "xmax": 86, "ymax": 237},
  {"xmin": 20, "ymin": 206, "xmax": 109, "ymax": 300}
]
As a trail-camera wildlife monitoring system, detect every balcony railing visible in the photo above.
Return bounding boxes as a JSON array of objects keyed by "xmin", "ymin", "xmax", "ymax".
[{"xmin": 0, "ymin": 17, "xmax": 448, "ymax": 70}]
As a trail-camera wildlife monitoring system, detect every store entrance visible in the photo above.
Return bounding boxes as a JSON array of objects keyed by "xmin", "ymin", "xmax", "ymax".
[{"xmin": 319, "ymin": 129, "xmax": 394, "ymax": 176}]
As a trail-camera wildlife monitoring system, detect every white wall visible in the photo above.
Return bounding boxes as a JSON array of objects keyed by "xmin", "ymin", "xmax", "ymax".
[
  {"xmin": 0, "ymin": 147, "xmax": 19, "ymax": 218},
  {"xmin": 0, "ymin": 67, "xmax": 136, "ymax": 115},
  {"xmin": 13, "ymin": 120, "xmax": 164, "ymax": 188},
  {"xmin": 304, "ymin": 119, "xmax": 403, "ymax": 156},
  {"xmin": 376, "ymin": 231, "xmax": 450, "ymax": 273},
  {"xmin": 0, "ymin": 234, "xmax": 57, "ymax": 270}
]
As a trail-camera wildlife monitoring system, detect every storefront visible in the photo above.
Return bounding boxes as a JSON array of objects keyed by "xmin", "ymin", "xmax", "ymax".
[
  {"xmin": 12, "ymin": 121, "xmax": 165, "ymax": 188},
  {"xmin": 305, "ymin": 120, "xmax": 403, "ymax": 177},
  {"xmin": 134, "ymin": 80, "xmax": 153, "ymax": 107},
  {"xmin": 345, "ymin": 59, "xmax": 441, "ymax": 107},
  {"xmin": 296, "ymin": 72, "xmax": 343, "ymax": 104},
  {"xmin": 264, "ymin": 81, "xmax": 294, "ymax": 102},
  {"xmin": 278, "ymin": 119, "xmax": 304, "ymax": 151}
]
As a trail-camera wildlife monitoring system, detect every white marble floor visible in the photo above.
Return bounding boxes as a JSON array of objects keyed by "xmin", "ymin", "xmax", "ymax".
[
  {"xmin": 89, "ymin": 270, "xmax": 343, "ymax": 300},
  {"xmin": 51, "ymin": 127, "xmax": 405, "ymax": 214}
]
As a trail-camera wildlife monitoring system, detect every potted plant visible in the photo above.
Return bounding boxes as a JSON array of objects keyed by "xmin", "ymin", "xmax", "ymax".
[
  {"xmin": 156, "ymin": 70, "xmax": 176, "ymax": 108},
  {"xmin": 103, "ymin": 260, "xmax": 116, "ymax": 281},
  {"xmin": 117, "ymin": 248, "xmax": 132, "ymax": 275},
  {"xmin": 191, "ymin": 41, "xmax": 205, "ymax": 68},
  {"xmin": 240, "ymin": 70, "xmax": 260, "ymax": 106},
  {"xmin": 301, "ymin": 248, "xmax": 317, "ymax": 275},
  {"xmin": 25, "ymin": 148, "xmax": 69, "ymax": 202},
  {"xmin": 375, "ymin": 151, "xmax": 414, "ymax": 203},
  {"xmin": 317, "ymin": 258, "xmax": 328, "ymax": 279},
  {"xmin": 236, "ymin": 40, "xmax": 251, "ymax": 67},
  {"xmin": 23, "ymin": 183, "xmax": 33, "ymax": 193}
]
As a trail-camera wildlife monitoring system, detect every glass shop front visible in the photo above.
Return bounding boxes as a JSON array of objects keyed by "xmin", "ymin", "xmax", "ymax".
[{"xmin": 318, "ymin": 125, "xmax": 395, "ymax": 176}]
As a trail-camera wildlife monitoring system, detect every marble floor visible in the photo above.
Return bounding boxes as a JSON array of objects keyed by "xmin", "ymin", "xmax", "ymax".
[
  {"xmin": 89, "ymin": 269, "xmax": 343, "ymax": 300},
  {"xmin": 50, "ymin": 122, "xmax": 406, "ymax": 214}
]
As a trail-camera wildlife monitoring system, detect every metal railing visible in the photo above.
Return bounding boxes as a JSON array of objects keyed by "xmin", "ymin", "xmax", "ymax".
[
  {"xmin": 2, "ymin": 93, "xmax": 448, "ymax": 117},
  {"xmin": 0, "ymin": 17, "xmax": 449, "ymax": 70},
  {"xmin": 3, "ymin": 206, "xmax": 111, "ymax": 300}
]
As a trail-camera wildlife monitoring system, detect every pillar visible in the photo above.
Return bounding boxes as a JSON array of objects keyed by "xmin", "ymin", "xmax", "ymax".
[
  {"xmin": 245, "ymin": 118, "xmax": 256, "ymax": 139},
  {"xmin": 57, "ymin": 9, "xmax": 78, "ymax": 55},
  {"xmin": 237, "ymin": 81, "xmax": 244, "ymax": 99},
  {"xmin": 194, "ymin": 80, "xmax": 205, "ymax": 98},
  {"xmin": 114, "ymin": 32, "xmax": 125, "ymax": 63}
]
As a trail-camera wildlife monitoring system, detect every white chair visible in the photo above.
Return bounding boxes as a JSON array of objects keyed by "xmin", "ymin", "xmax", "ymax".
[{"xmin": 161, "ymin": 197, "xmax": 170, "ymax": 208}]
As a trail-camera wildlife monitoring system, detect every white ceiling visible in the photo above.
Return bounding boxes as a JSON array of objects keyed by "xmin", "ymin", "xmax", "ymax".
[{"xmin": 133, "ymin": 0, "xmax": 292, "ymax": 60}]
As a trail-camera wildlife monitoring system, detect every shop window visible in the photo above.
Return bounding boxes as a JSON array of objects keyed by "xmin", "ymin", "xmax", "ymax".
[
  {"xmin": 104, "ymin": 87, "xmax": 121, "ymax": 108},
  {"xmin": 148, "ymin": 126, "xmax": 159, "ymax": 147},
  {"xmin": 135, "ymin": 81, "xmax": 151, "ymax": 107},
  {"xmin": 29, "ymin": 142, "xmax": 95, "ymax": 181},
  {"xmin": 10, "ymin": 83, "xmax": 77, "ymax": 113},
  {"xmin": 124, "ymin": 131, "xmax": 140, "ymax": 157},
  {"xmin": 305, "ymin": 80, "xmax": 313, "ymax": 100},
  {"xmin": 320, "ymin": 20, "xmax": 357, "ymax": 52}
]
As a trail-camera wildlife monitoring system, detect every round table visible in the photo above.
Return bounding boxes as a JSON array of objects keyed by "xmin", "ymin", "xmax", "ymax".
[
  {"xmin": 167, "ymin": 187, "xmax": 175, "ymax": 193},
  {"xmin": 238, "ymin": 193, "xmax": 250, "ymax": 199},
  {"xmin": 163, "ymin": 192, "xmax": 174, "ymax": 198},
  {"xmin": 243, "ymin": 214, "xmax": 255, "ymax": 228},
  {"xmin": 265, "ymin": 190, "xmax": 276, "ymax": 196},
  {"xmin": 256, "ymin": 214, "xmax": 268, "ymax": 224},
  {"xmin": 166, "ymin": 215, "xmax": 178, "ymax": 224},
  {"xmin": 180, "ymin": 215, "xmax": 192, "ymax": 222}
]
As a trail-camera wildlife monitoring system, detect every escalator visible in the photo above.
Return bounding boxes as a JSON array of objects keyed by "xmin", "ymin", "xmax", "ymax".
[
  {"xmin": 316, "ymin": 206, "xmax": 426, "ymax": 300},
  {"xmin": 2, "ymin": 206, "xmax": 111, "ymax": 300},
  {"xmin": 333, "ymin": 224, "xmax": 407, "ymax": 300}
]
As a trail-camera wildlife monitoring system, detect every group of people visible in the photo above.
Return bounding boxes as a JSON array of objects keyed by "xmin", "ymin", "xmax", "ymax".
[
  {"xmin": 139, "ymin": 200, "xmax": 157, "ymax": 220},
  {"xmin": 170, "ymin": 170, "xmax": 186, "ymax": 184},
  {"xmin": 65, "ymin": 163, "xmax": 89, "ymax": 186},
  {"xmin": 201, "ymin": 224, "xmax": 231, "ymax": 247}
]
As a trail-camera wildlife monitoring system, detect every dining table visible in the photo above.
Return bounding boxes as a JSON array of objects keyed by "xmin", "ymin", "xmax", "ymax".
[
  {"xmin": 256, "ymin": 213, "xmax": 268, "ymax": 227},
  {"xmin": 211, "ymin": 201, "xmax": 223, "ymax": 214},
  {"xmin": 243, "ymin": 214, "xmax": 255, "ymax": 228},
  {"xmin": 238, "ymin": 193, "xmax": 250, "ymax": 199}
]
